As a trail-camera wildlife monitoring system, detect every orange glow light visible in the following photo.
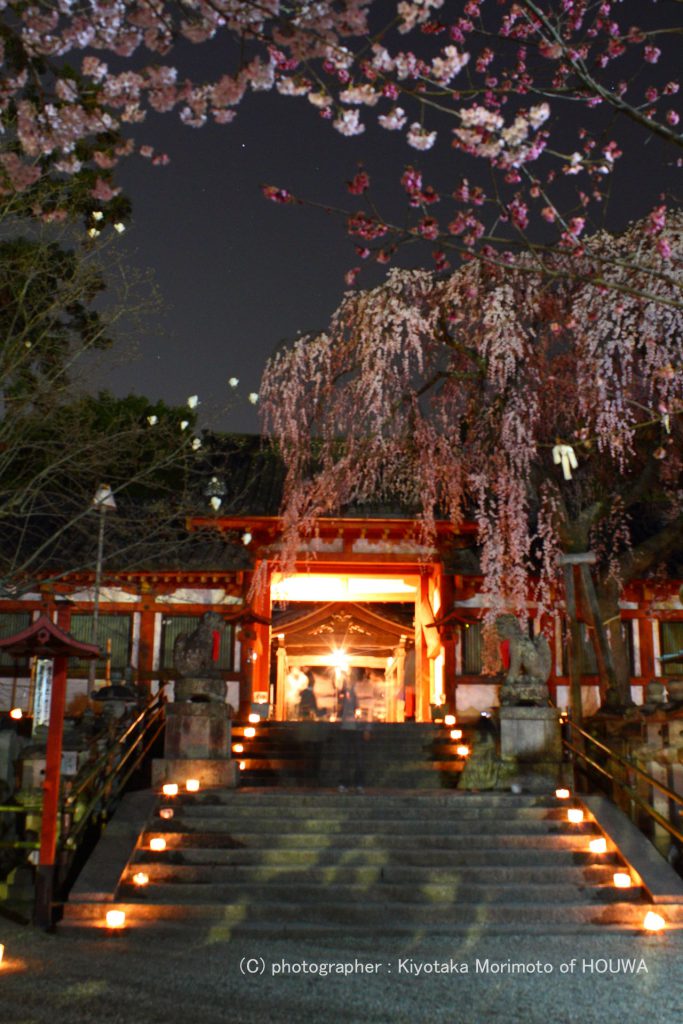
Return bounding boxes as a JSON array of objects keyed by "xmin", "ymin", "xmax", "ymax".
[
  {"xmin": 244, "ymin": 727, "xmax": 256, "ymax": 738},
  {"xmin": 159, "ymin": 808, "xmax": 173, "ymax": 820},
  {"xmin": 132, "ymin": 872, "xmax": 149, "ymax": 887},
  {"xmin": 589, "ymin": 838, "xmax": 607, "ymax": 854},
  {"xmin": 444, "ymin": 715, "xmax": 456, "ymax": 727},
  {"xmin": 9, "ymin": 708, "xmax": 22, "ymax": 721},
  {"xmin": 456, "ymin": 745, "xmax": 470, "ymax": 757},
  {"xmin": 149, "ymin": 837, "xmax": 166, "ymax": 852},
  {"xmin": 613, "ymin": 872, "xmax": 632, "ymax": 889},
  {"xmin": 239, "ymin": 761, "xmax": 246, "ymax": 770},
  {"xmin": 248, "ymin": 713, "xmax": 260, "ymax": 724},
  {"xmin": 106, "ymin": 910, "xmax": 126, "ymax": 929},
  {"xmin": 643, "ymin": 911, "xmax": 666, "ymax": 933},
  {"xmin": 233, "ymin": 743, "xmax": 244, "ymax": 753},
  {"xmin": 162, "ymin": 783, "xmax": 178, "ymax": 797},
  {"xmin": 567, "ymin": 809, "xmax": 584, "ymax": 824},
  {"xmin": 555, "ymin": 788, "xmax": 571, "ymax": 799},
  {"xmin": 450, "ymin": 729, "xmax": 463, "ymax": 740},
  {"xmin": 185, "ymin": 778, "xmax": 200, "ymax": 792},
  {"xmin": 0, "ymin": 943, "xmax": 4, "ymax": 964}
]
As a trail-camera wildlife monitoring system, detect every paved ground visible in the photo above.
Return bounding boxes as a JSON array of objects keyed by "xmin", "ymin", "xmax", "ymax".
[{"xmin": 0, "ymin": 918, "xmax": 680, "ymax": 1024}]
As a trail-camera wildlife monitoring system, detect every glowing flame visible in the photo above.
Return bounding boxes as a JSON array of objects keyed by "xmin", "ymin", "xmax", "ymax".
[
  {"xmin": 444, "ymin": 715, "xmax": 456, "ymax": 727},
  {"xmin": 162, "ymin": 783, "xmax": 178, "ymax": 797},
  {"xmin": 555, "ymin": 788, "xmax": 571, "ymax": 799},
  {"xmin": 149, "ymin": 837, "xmax": 166, "ymax": 852},
  {"xmin": 185, "ymin": 779, "xmax": 200, "ymax": 792},
  {"xmin": 613, "ymin": 872, "xmax": 632, "ymax": 888},
  {"xmin": 456, "ymin": 745, "xmax": 470, "ymax": 757},
  {"xmin": 450, "ymin": 729, "xmax": 463, "ymax": 740},
  {"xmin": 643, "ymin": 911, "xmax": 666, "ymax": 932},
  {"xmin": 132, "ymin": 872, "xmax": 149, "ymax": 887},
  {"xmin": 9, "ymin": 708, "xmax": 22, "ymax": 721},
  {"xmin": 244, "ymin": 727, "xmax": 256, "ymax": 738},
  {"xmin": 106, "ymin": 910, "xmax": 126, "ymax": 929},
  {"xmin": 233, "ymin": 743, "xmax": 244, "ymax": 753},
  {"xmin": 589, "ymin": 838, "xmax": 607, "ymax": 854},
  {"xmin": 567, "ymin": 809, "xmax": 584, "ymax": 824}
]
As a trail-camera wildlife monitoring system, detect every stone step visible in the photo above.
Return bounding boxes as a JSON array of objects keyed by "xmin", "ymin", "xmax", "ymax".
[
  {"xmin": 120, "ymin": 862, "xmax": 620, "ymax": 886},
  {"xmin": 62, "ymin": 898, "xmax": 682, "ymax": 931},
  {"xmin": 114, "ymin": 879, "xmax": 645, "ymax": 905},
  {"xmin": 137, "ymin": 823, "xmax": 593, "ymax": 847},
  {"xmin": 158, "ymin": 790, "xmax": 559, "ymax": 808},
  {"xmin": 131, "ymin": 846, "xmax": 609, "ymax": 868},
  {"xmin": 156, "ymin": 804, "xmax": 567, "ymax": 823}
]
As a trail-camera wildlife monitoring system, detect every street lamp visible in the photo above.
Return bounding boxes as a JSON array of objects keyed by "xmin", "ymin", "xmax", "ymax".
[{"xmin": 89, "ymin": 484, "xmax": 117, "ymax": 687}]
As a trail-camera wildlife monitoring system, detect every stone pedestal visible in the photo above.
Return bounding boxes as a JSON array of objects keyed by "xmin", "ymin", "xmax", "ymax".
[
  {"xmin": 500, "ymin": 706, "xmax": 562, "ymax": 791},
  {"xmin": 164, "ymin": 702, "xmax": 231, "ymax": 759},
  {"xmin": 152, "ymin": 701, "xmax": 237, "ymax": 789}
]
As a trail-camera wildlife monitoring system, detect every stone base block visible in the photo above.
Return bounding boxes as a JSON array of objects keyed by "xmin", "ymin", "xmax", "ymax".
[
  {"xmin": 164, "ymin": 701, "xmax": 231, "ymax": 760},
  {"xmin": 500, "ymin": 705, "xmax": 562, "ymax": 762},
  {"xmin": 152, "ymin": 758, "xmax": 238, "ymax": 789}
]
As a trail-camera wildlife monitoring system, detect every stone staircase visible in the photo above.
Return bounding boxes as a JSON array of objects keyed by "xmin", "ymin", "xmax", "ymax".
[
  {"xmin": 63, "ymin": 789, "xmax": 683, "ymax": 935},
  {"xmin": 232, "ymin": 722, "xmax": 468, "ymax": 788}
]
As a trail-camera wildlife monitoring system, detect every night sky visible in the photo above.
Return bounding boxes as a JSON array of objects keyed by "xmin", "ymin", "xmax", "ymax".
[{"xmin": 85, "ymin": 15, "xmax": 679, "ymax": 435}]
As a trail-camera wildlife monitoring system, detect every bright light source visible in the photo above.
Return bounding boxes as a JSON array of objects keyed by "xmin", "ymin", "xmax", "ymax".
[
  {"xmin": 185, "ymin": 779, "xmax": 200, "ymax": 792},
  {"xmin": 613, "ymin": 872, "xmax": 632, "ymax": 889},
  {"xmin": 567, "ymin": 809, "xmax": 584, "ymax": 824},
  {"xmin": 444, "ymin": 714, "xmax": 456, "ymax": 727},
  {"xmin": 248, "ymin": 713, "xmax": 260, "ymax": 724},
  {"xmin": 132, "ymin": 872, "xmax": 149, "ymax": 887},
  {"xmin": 233, "ymin": 743, "xmax": 244, "ymax": 754},
  {"xmin": 0, "ymin": 943, "xmax": 4, "ymax": 963},
  {"xmin": 643, "ymin": 911, "xmax": 666, "ymax": 932},
  {"xmin": 456, "ymin": 745, "xmax": 470, "ymax": 757},
  {"xmin": 162, "ymin": 783, "xmax": 178, "ymax": 797},
  {"xmin": 149, "ymin": 838, "xmax": 166, "ymax": 852},
  {"xmin": 239, "ymin": 761, "xmax": 246, "ymax": 770},
  {"xmin": 9, "ymin": 708, "xmax": 22, "ymax": 720},
  {"xmin": 330, "ymin": 648, "xmax": 349, "ymax": 671},
  {"xmin": 450, "ymin": 729, "xmax": 463, "ymax": 740},
  {"xmin": 244, "ymin": 727, "xmax": 256, "ymax": 738},
  {"xmin": 589, "ymin": 838, "xmax": 607, "ymax": 854},
  {"xmin": 106, "ymin": 910, "xmax": 126, "ymax": 929},
  {"xmin": 555, "ymin": 788, "xmax": 571, "ymax": 799},
  {"xmin": 159, "ymin": 808, "xmax": 174, "ymax": 820}
]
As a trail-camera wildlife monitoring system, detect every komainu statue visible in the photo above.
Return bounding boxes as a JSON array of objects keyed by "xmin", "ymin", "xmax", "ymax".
[
  {"xmin": 173, "ymin": 611, "xmax": 226, "ymax": 703},
  {"xmin": 496, "ymin": 614, "xmax": 552, "ymax": 706}
]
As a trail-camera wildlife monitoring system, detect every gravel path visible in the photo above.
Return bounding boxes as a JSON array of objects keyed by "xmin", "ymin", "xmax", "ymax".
[{"xmin": 0, "ymin": 919, "xmax": 680, "ymax": 1024}]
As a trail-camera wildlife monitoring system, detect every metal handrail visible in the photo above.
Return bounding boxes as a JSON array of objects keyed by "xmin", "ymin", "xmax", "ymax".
[
  {"xmin": 563, "ymin": 721, "xmax": 683, "ymax": 847},
  {"xmin": 56, "ymin": 687, "xmax": 167, "ymax": 874},
  {"xmin": 565, "ymin": 720, "xmax": 683, "ymax": 808}
]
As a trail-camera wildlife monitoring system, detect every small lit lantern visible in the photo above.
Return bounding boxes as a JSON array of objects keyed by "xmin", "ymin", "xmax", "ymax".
[
  {"xmin": 555, "ymin": 788, "xmax": 571, "ymax": 799},
  {"xmin": 239, "ymin": 761, "xmax": 246, "ymax": 770},
  {"xmin": 132, "ymin": 872, "xmax": 149, "ymax": 887},
  {"xmin": 149, "ymin": 837, "xmax": 166, "ymax": 852},
  {"xmin": 233, "ymin": 743, "xmax": 244, "ymax": 754},
  {"xmin": 244, "ymin": 726, "xmax": 256, "ymax": 738},
  {"xmin": 613, "ymin": 872, "xmax": 632, "ymax": 889},
  {"xmin": 0, "ymin": 942, "xmax": 4, "ymax": 964},
  {"xmin": 106, "ymin": 910, "xmax": 126, "ymax": 929},
  {"xmin": 444, "ymin": 714, "xmax": 456, "ymax": 727},
  {"xmin": 162, "ymin": 783, "xmax": 178, "ymax": 797},
  {"xmin": 9, "ymin": 707, "xmax": 22, "ymax": 720},
  {"xmin": 589, "ymin": 838, "xmax": 607, "ymax": 854},
  {"xmin": 456, "ymin": 744, "xmax": 470, "ymax": 757},
  {"xmin": 643, "ymin": 911, "xmax": 666, "ymax": 932},
  {"xmin": 567, "ymin": 808, "xmax": 584, "ymax": 824},
  {"xmin": 248, "ymin": 713, "xmax": 260, "ymax": 724},
  {"xmin": 450, "ymin": 729, "xmax": 463, "ymax": 740},
  {"xmin": 185, "ymin": 778, "xmax": 200, "ymax": 792},
  {"xmin": 159, "ymin": 808, "xmax": 174, "ymax": 820}
]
